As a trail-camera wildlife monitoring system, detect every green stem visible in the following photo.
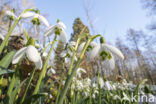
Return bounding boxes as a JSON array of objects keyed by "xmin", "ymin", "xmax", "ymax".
[
  {"xmin": 0, "ymin": 18, "xmax": 20, "ymax": 54},
  {"xmin": 7, "ymin": 64, "xmax": 19, "ymax": 96},
  {"xmin": 98, "ymin": 71, "xmax": 101, "ymax": 104},
  {"xmin": 33, "ymin": 35, "xmax": 57, "ymax": 94},
  {"xmin": 57, "ymin": 39, "xmax": 91, "ymax": 104},
  {"xmin": 67, "ymin": 38, "xmax": 80, "ymax": 75},
  {"xmin": 4, "ymin": 20, "xmax": 13, "ymax": 53},
  {"xmin": 20, "ymin": 67, "xmax": 36, "ymax": 104}
]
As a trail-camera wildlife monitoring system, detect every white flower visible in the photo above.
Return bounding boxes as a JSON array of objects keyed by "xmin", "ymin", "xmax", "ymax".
[
  {"xmin": 44, "ymin": 21, "xmax": 67, "ymax": 43},
  {"xmin": 101, "ymin": 44, "xmax": 124, "ymax": 60},
  {"xmin": 20, "ymin": 12, "xmax": 35, "ymax": 18},
  {"xmin": 104, "ymin": 81, "xmax": 113, "ymax": 90},
  {"xmin": 68, "ymin": 41, "xmax": 76, "ymax": 46},
  {"xmin": 87, "ymin": 44, "xmax": 101, "ymax": 61},
  {"xmin": 49, "ymin": 94, "xmax": 53, "ymax": 99},
  {"xmin": 5, "ymin": 11, "xmax": 17, "ymax": 19},
  {"xmin": 20, "ymin": 12, "xmax": 50, "ymax": 27},
  {"xmin": 76, "ymin": 68, "xmax": 86, "ymax": 78},
  {"xmin": 102, "ymin": 54, "xmax": 115, "ymax": 70},
  {"xmin": 42, "ymin": 52, "xmax": 48, "ymax": 58},
  {"xmin": 77, "ymin": 41, "xmax": 97, "ymax": 53},
  {"xmin": 87, "ymin": 43, "xmax": 124, "ymax": 70},
  {"xmin": 47, "ymin": 68, "xmax": 56, "ymax": 75},
  {"xmin": 12, "ymin": 45, "xmax": 42, "ymax": 69},
  {"xmin": 0, "ymin": 34, "xmax": 4, "ymax": 40}
]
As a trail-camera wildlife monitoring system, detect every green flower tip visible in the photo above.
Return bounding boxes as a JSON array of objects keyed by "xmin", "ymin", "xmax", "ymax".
[
  {"xmin": 35, "ymin": 9, "xmax": 40, "ymax": 14},
  {"xmin": 100, "ymin": 37, "xmax": 105, "ymax": 44},
  {"xmin": 57, "ymin": 19, "xmax": 60, "ymax": 23},
  {"xmin": 32, "ymin": 18, "xmax": 40, "ymax": 25},
  {"xmin": 26, "ymin": 37, "xmax": 35, "ymax": 46}
]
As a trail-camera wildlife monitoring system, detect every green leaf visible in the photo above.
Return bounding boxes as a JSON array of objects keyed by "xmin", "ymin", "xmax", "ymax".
[
  {"xmin": 24, "ymin": 29, "xmax": 29, "ymax": 41},
  {"xmin": 23, "ymin": 93, "xmax": 48, "ymax": 104},
  {"xmin": 11, "ymin": 79, "xmax": 27, "ymax": 104},
  {"xmin": 135, "ymin": 79, "xmax": 147, "ymax": 103},
  {"xmin": 0, "ymin": 69, "xmax": 14, "ymax": 75},
  {"xmin": 0, "ymin": 51, "xmax": 16, "ymax": 71}
]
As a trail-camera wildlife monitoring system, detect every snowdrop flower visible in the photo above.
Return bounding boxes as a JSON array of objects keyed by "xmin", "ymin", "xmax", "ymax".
[
  {"xmin": 20, "ymin": 11, "xmax": 50, "ymax": 27},
  {"xmin": 12, "ymin": 45, "xmax": 42, "ymax": 69},
  {"xmin": 44, "ymin": 21, "xmax": 67, "ymax": 43},
  {"xmin": 87, "ymin": 43, "xmax": 124, "ymax": 70},
  {"xmin": 42, "ymin": 52, "xmax": 48, "ymax": 58},
  {"xmin": 5, "ymin": 10, "xmax": 17, "ymax": 19},
  {"xmin": 101, "ymin": 44, "xmax": 124, "ymax": 60},
  {"xmin": 68, "ymin": 41, "xmax": 76, "ymax": 46},
  {"xmin": 76, "ymin": 68, "xmax": 86, "ymax": 78},
  {"xmin": 0, "ymin": 34, "xmax": 4, "ymax": 40},
  {"xmin": 77, "ymin": 41, "xmax": 98, "ymax": 53},
  {"xmin": 47, "ymin": 67, "xmax": 56, "ymax": 75},
  {"xmin": 104, "ymin": 81, "xmax": 114, "ymax": 90},
  {"xmin": 49, "ymin": 94, "xmax": 53, "ymax": 99},
  {"xmin": 88, "ymin": 44, "xmax": 124, "ymax": 61}
]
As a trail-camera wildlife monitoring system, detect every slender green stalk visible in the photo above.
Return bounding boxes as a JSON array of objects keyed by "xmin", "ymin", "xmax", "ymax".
[
  {"xmin": 33, "ymin": 35, "xmax": 57, "ymax": 94},
  {"xmin": 20, "ymin": 67, "xmax": 36, "ymax": 104},
  {"xmin": 4, "ymin": 20, "xmax": 13, "ymax": 53},
  {"xmin": 57, "ymin": 39, "xmax": 91, "ymax": 104},
  {"xmin": 98, "ymin": 71, "xmax": 101, "ymax": 104},
  {"xmin": 0, "ymin": 18, "xmax": 20, "ymax": 54},
  {"xmin": 7, "ymin": 64, "xmax": 20, "ymax": 97},
  {"xmin": 67, "ymin": 38, "xmax": 80, "ymax": 75}
]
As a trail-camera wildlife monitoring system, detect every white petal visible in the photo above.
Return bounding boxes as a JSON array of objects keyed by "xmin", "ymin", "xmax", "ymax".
[
  {"xmin": 101, "ymin": 44, "xmax": 124, "ymax": 60},
  {"xmin": 34, "ymin": 57, "xmax": 42, "ymax": 69},
  {"xmin": 87, "ymin": 45, "xmax": 101, "ymax": 61},
  {"xmin": 48, "ymin": 68, "xmax": 56, "ymax": 74},
  {"xmin": 12, "ymin": 47, "xmax": 27, "ymax": 64},
  {"xmin": 57, "ymin": 22, "xmax": 66, "ymax": 30},
  {"xmin": 42, "ymin": 52, "xmax": 48, "ymax": 57},
  {"xmin": 69, "ymin": 41, "xmax": 76, "ymax": 46},
  {"xmin": 38, "ymin": 15, "xmax": 50, "ymax": 27},
  {"xmin": 59, "ymin": 30, "xmax": 67, "ymax": 43},
  {"xmin": 20, "ymin": 12, "xmax": 35, "ymax": 18},
  {"xmin": 6, "ymin": 11, "xmax": 17, "ymax": 18},
  {"xmin": 77, "ymin": 42, "xmax": 86, "ymax": 53},
  {"xmin": 44, "ymin": 25, "xmax": 55, "ymax": 36},
  {"xmin": 77, "ymin": 68, "xmax": 86, "ymax": 73},
  {"xmin": 90, "ymin": 41, "xmax": 98, "ymax": 47},
  {"xmin": 102, "ymin": 55, "xmax": 115, "ymax": 70},
  {"xmin": 65, "ymin": 57, "xmax": 71, "ymax": 64},
  {"xmin": 26, "ymin": 45, "xmax": 41, "ymax": 63},
  {"xmin": 60, "ymin": 50, "xmax": 67, "ymax": 57},
  {"xmin": 0, "ymin": 34, "xmax": 4, "ymax": 40}
]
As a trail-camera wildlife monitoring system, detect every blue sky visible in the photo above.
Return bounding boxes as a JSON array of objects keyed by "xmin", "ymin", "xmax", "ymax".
[{"xmin": 33, "ymin": 0, "xmax": 151, "ymax": 44}]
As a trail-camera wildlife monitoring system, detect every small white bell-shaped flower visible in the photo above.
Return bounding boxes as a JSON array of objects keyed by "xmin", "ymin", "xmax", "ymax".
[
  {"xmin": 20, "ymin": 11, "xmax": 50, "ymax": 27},
  {"xmin": 76, "ymin": 68, "xmax": 86, "ymax": 78},
  {"xmin": 47, "ymin": 67, "xmax": 56, "ymax": 75},
  {"xmin": 44, "ymin": 21, "xmax": 67, "ymax": 43},
  {"xmin": 12, "ymin": 45, "xmax": 42, "ymax": 69},
  {"xmin": 5, "ymin": 10, "xmax": 17, "ymax": 19}
]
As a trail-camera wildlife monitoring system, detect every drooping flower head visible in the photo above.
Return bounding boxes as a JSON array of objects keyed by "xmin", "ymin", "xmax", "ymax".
[
  {"xmin": 44, "ymin": 20, "xmax": 67, "ymax": 43},
  {"xmin": 12, "ymin": 45, "xmax": 42, "ymax": 69}
]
